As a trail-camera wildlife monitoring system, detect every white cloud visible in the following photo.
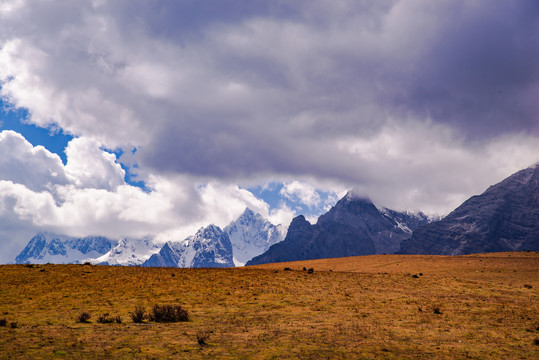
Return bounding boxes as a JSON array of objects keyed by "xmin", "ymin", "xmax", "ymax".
[
  {"xmin": 64, "ymin": 137, "xmax": 125, "ymax": 190},
  {"xmin": 0, "ymin": 130, "xmax": 69, "ymax": 191},
  {"xmin": 280, "ymin": 181, "xmax": 321, "ymax": 209},
  {"xmin": 0, "ymin": 131, "xmax": 293, "ymax": 261}
]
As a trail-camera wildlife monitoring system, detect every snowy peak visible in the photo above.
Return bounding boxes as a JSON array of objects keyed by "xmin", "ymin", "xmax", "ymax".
[
  {"xmin": 143, "ymin": 224, "xmax": 234, "ymax": 268},
  {"xmin": 15, "ymin": 233, "xmax": 116, "ymax": 264},
  {"xmin": 89, "ymin": 237, "xmax": 160, "ymax": 266},
  {"xmin": 224, "ymin": 208, "xmax": 284, "ymax": 266}
]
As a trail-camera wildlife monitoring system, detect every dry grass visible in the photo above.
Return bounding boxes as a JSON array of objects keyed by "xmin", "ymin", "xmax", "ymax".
[{"xmin": 1, "ymin": 252, "xmax": 538, "ymax": 359}]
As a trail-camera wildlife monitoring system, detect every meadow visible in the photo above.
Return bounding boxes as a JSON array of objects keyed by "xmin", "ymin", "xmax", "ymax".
[{"xmin": 1, "ymin": 252, "xmax": 538, "ymax": 359}]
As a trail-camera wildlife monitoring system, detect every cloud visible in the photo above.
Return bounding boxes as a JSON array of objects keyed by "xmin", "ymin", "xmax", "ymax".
[
  {"xmin": 0, "ymin": 130, "xmax": 69, "ymax": 191},
  {"xmin": 0, "ymin": 1, "xmax": 538, "ymax": 260},
  {"xmin": 64, "ymin": 137, "xmax": 125, "ymax": 190},
  {"xmin": 0, "ymin": 132, "xmax": 285, "ymax": 261},
  {"xmin": 280, "ymin": 181, "xmax": 321, "ymax": 209}
]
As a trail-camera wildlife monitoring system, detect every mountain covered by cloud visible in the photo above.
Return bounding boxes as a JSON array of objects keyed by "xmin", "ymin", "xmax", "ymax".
[
  {"xmin": 1, "ymin": 1, "xmax": 538, "ymax": 262},
  {"xmin": 399, "ymin": 164, "xmax": 539, "ymax": 255},
  {"xmin": 246, "ymin": 193, "xmax": 431, "ymax": 265}
]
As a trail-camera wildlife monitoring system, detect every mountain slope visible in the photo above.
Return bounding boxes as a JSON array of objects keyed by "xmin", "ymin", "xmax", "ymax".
[
  {"xmin": 143, "ymin": 224, "xmax": 234, "ymax": 268},
  {"xmin": 224, "ymin": 208, "xmax": 284, "ymax": 266},
  {"xmin": 15, "ymin": 233, "xmax": 116, "ymax": 264},
  {"xmin": 246, "ymin": 193, "xmax": 430, "ymax": 265},
  {"xmin": 399, "ymin": 165, "xmax": 539, "ymax": 255}
]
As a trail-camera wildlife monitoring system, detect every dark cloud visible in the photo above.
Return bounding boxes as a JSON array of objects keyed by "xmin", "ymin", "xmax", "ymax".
[
  {"xmin": 380, "ymin": 1, "xmax": 539, "ymax": 138},
  {"xmin": 1, "ymin": 0, "xmax": 538, "ymax": 216}
]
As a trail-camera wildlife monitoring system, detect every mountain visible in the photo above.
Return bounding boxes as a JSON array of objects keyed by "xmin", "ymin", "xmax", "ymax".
[
  {"xmin": 246, "ymin": 193, "xmax": 430, "ymax": 265},
  {"xmin": 15, "ymin": 233, "xmax": 116, "ymax": 264},
  {"xmin": 143, "ymin": 224, "xmax": 234, "ymax": 268},
  {"xmin": 399, "ymin": 165, "xmax": 539, "ymax": 255},
  {"xmin": 86, "ymin": 237, "xmax": 161, "ymax": 266},
  {"xmin": 224, "ymin": 208, "xmax": 284, "ymax": 266}
]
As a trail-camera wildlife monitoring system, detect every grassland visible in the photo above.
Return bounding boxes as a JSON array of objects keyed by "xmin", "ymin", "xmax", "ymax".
[{"xmin": 1, "ymin": 252, "xmax": 538, "ymax": 359}]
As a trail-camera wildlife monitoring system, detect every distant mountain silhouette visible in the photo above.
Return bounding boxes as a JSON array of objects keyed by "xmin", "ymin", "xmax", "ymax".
[
  {"xmin": 399, "ymin": 164, "xmax": 539, "ymax": 255},
  {"xmin": 246, "ymin": 193, "xmax": 430, "ymax": 265}
]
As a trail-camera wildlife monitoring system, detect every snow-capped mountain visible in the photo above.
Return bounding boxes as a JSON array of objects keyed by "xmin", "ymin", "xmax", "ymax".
[
  {"xmin": 86, "ymin": 237, "xmax": 161, "ymax": 266},
  {"xmin": 224, "ymin": 208, "xmax": 284, "ymax": 266},
  {"xmin": 143, "ymin": 224, "xmax": 234, "ymax": 268},
  {"xmin": 15, "ymin": 233, "xmax": 116, "ymax": 264}
]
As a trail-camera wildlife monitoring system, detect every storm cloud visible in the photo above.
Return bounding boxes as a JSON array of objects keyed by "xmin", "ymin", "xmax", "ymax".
[{"xmin": 0, "ymin": 0, "xmax": 538, "ymax": 261}]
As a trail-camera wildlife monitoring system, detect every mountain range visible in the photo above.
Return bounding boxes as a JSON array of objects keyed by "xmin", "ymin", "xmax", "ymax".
[
  {"xmin": 14, "ymin": 208, "xmax": 285, "ymax": 267},
  {"xmin": 13, "ymin": 164, "xmax": 539, "ymax": 266}
]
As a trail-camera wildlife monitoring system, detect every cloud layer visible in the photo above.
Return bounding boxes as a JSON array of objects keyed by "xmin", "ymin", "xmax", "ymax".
[{"xmin": 0, "ymin": 1, "xmax": 538, "ymax": 261}]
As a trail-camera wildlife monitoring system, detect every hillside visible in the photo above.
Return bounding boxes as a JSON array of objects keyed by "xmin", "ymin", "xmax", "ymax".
[{"xmin": 1, "ymin": 253, "xmax": 538, "ymax": 359}]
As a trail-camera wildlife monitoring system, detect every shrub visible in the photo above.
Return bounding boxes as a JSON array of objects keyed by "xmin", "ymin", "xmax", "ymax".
[
  {"xmin": 97, "ymin": 313, "xmax": 114, "ymax": 324},
  {"xmin": 76, "ymin": 312, "xmax": 91, "ymax": 323},
  {"xmin": 284, "ymin": 267, "xmax": 292, "ymax": 271},
  {"xmin": 524, "ymin": 284, "xmax": 533, "ymax": 289},
  {"xmin": 196, "ymin": 331, "xmax": 210, "ymax": 346},
  {"xmin": 433, "ymin": 307, "xmax": 442, "ymax": 315},
  {"xmin": 307, "ymin": 268, "xmax": 314, "ymax": 274},
  {"xmin": 130, "ymin": 305, "xmax": 146, "ymax": 323},
  {"xmin": 149, "ymin": 304, "xmax": 189, "ymax": 323},
  {"xmin": 10, "ymin": 322, "xmax": 17, "ymax": 329},
  {"xmin": 0, "ymin": 318, "xmax": 6, "ymax": 327}
]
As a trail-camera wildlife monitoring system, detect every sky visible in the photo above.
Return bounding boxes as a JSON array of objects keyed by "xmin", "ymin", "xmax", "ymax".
[{"xmin": 0, "ymin": 0, "xmax": 538, "ymax": 263}]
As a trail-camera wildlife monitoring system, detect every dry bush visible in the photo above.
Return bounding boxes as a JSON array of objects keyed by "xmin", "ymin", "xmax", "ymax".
[
  {"xmin": 130, "ymin": 305, "xmax": 146, "ymax": 323},
  {"xmin": 196, "ymin": 331, "xmax": 210, "ymax": 346},
  {"xmin": 148, "ymin": 304, "xmax": 189, "ymax": 323},
  {"xmin": 97, "ymin": 313, "xmax": 116, "ymax": 324},
  {"xmin": 76, "ymin": 312, "xmax": 91, "ymax": 323}
]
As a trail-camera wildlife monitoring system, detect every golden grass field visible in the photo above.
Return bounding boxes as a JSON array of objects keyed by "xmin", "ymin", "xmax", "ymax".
[{"xmin": 1, "ymin": 252, "xmax": 538, "ymax": 359}]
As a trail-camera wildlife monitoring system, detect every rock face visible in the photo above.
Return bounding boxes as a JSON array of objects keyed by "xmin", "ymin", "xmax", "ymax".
[
  {"xmin": 224, "ymin": 208, "xmax": 284, "ymax": 266},
  {"xmin": 15, "ymin": 233, "xmax": 116, "ymax": 264},
  {"xmin": 399, "ymin": 165, "xmax": 539, "ymax": 255},
  {"xmin": 246, "ymin": 193, "xmax": 430, "ymax": 265},
  {"xmin": 143, "ymin": 225, "xmax": 234, "ymax": 268}
]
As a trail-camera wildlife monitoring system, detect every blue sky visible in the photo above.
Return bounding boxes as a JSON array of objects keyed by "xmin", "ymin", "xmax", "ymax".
[
  {"xmin": 0, "ymin": 0, "xmax": 538, "ymax": 263},
  {"xmin": 0, "ymin": 98, "xmax": 72, "ymax": 164}
]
